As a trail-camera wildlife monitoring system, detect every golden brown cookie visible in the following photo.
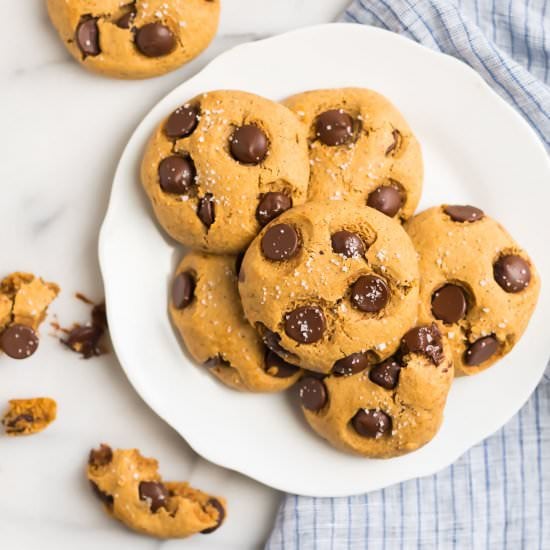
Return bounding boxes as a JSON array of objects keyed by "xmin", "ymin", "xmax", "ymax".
[
  {"xmin": 46, "ymin": 0, "xmax": 220, "ymax": 79},
  {"xmin": 406, "ymin": 205, "xmax": 540, "ymax": 376},
  {"xmin": 87, "ymin": 445, "xmax": 226, "ymax": 538},
  {"xmin": 238, "ymin": 201, "xmax": 420, "ymax": 373},
  {"xmin": 283, "ymin": 88, "xmax": 423, "ymax": 221},
  {"xmin": 141, "ymin": 90, "xmax": 310, "ymax": 254},
  {"xmin": 169, "ymin": 251, "xmax": 302, "ymax": 391},
  {"xmin": 0, "ymin": 272, "xmax": 59, "ymax": 359},
  {"xmin": 297, "ymin": 324, "xmax": 453, "ymax": 458},
  {"xmin": 2, "ymin": 398, "xmax": 57, "ymax": 436}
]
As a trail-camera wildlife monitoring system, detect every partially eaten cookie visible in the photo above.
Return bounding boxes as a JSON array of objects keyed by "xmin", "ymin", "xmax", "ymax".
[{"xmin": 87, "ymin": 445, "xmax": 226, "ymax": 539}]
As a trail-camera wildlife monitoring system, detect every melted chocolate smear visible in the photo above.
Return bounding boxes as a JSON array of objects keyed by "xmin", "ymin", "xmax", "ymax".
[{"xmin": 60, "ymin": 296, "xmax": 109, "ymax": 358}]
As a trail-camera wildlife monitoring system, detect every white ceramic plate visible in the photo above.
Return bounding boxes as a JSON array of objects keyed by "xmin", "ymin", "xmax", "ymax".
[{"xmin": 99, "ymin": 24, "xmax": 550, "ymax": 497}]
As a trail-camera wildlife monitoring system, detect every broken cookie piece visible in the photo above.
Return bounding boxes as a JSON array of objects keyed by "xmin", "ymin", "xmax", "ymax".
[
  {"xmin": 1, "ymin": 272, "xmax": 60, "ymax": 330},
  {"xmin": 2, "ymin": 398, "xmax": 57, "ymax": 435},
  {"xmin": 87, "ymin": 445, "xmax": 226, "ymax": 539},
  {"xmin": 0, "ymin": 272, "xmax": 59, "ymax": 359}
]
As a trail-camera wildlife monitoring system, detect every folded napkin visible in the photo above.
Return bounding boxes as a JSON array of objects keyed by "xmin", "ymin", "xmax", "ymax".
[{"xmin": 266, "ymin": 1, "xmax": 550, "ymax": 548}]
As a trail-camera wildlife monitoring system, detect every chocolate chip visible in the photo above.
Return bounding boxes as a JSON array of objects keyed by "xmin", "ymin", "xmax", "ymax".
[
  {"xmin": 172, "ymin": 272, "xmax": 195, "ymax": 309},
  {"xmin": 264, "ymin": 350, "xmax": 299, "ymax": 378},
  {"xmin": 332, "ymin": 353, "xmax": 369, "ymax": 376},
  {"xmin": 315, "ymin": 109, "xmax": 354, "ymax": 146},
  {"xmin": 367, "ymin": 184, "xmax": 404, "ymax": 218},
  {"xmin": 139, "ymin": 481, "xmax": 169, "ymax": 512},
  {"xmin": 230, "ymin": 125, "xmax": 268, "ymax": 164},
  {"xmin": 201, "ymin": 498, "xmax": 225, "ymax": 534},
  {"xmin": 256, "ymin": 192, "xmax": 292, "ymax": 226},
  {"xmin": 63, "ymin": 325, "xmax": 103, "ymax": 358},
  {"xmin": 284, "ymin": 306, "xmax": 325, "ymax": 344},
  {"xmin": 257, "ymin": 324, "xmax": 282, "ymax": 352},
  {"xmin": 256, "ymin": 323, "xmax": 297, "ymax": 359},
  {"xmin": 443, "ymin": 205, "xmax": 484, "ymax": 223},
  {"xmin": 493, "ymin": 255, "xmax": 531, "ymax": 293},
  {"xmin": 261, "ymin": 224, "xmax": 300, "ymax": 261},
  {"xmin": 204, "ymin": 357, "xmax": 220, "ymax": 368},
  {"xmin": 59, "ymin": 299, "xmax": 107, "ymax": 359},
  {"xmin": 164, "ymin": 104, "xmax": 200, "ymax": 139},
  {"xmin": 369, "ymin": 358, "xmax": 402, "ymax": 389},
  {"xmin": 350, "ymin": 275, "xmax": 389, "ymax": 313},
  {"xmin": 90, "ymin": 481, "xmax": 114, "ymax": 508},
  {"xmin": 401, "ymin": 323, "xmax": 444, "ymax": 365},
  {"xmin": 5, "ymin": 413, "xmax": 34, "ymax": 430},
  {"xmin": 76, "ymin": 17, "xmax": 100, "ymax": 57},
  {"xmin": 431, "ymin": 284, "xmax": 468, "ymax": 324},
  {"xmin": 204, "ymin": 355, "xmax": 230, "ymax": 368},
  {"xmin": 0, "ymin": 324, "xmax": 39, "ymax": 359},
  {"xmin": 158, "ymin": 156, "xmax": 196, "ymax": 194},
  {"xmin": 464, "ymin": 335, "xmax": 499, "ymax": 366},
  {"xmin": 298, "ymin": 377, "xmax": 327, "ymax": 412},
  {"xmin": 135, "ymin": 23, "xmax": 175, "ymax": 57},
  {"xmin": 385, "ymin": 129, "xmax": 402, "ymax": 156},
  {"xmin": 197, "ymin": 194, "xmax": 215, "ymax": 228},
  {"xmin": 89, "ymin": 444, "xmax": 113, "ymax": 467},
  {"xmin": 92, "ymin": 302, "xmax": 108, "ymax": 330},
  {"xmin": 116, "ymin": 8, "xmax": 136, "ymax": 29},
  {"xmin": 331, "ymin": 231, "xmax": 366, "ymax": 258},
  {"xmin": 351, "ymin": 409, "xmax": 392, "ymax": 438}
]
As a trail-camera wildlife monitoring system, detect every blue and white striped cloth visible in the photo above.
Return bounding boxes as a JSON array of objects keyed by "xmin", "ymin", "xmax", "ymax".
[{"xmin": 266, "ymin": 1, "xmax": 550, "ymax": 548}]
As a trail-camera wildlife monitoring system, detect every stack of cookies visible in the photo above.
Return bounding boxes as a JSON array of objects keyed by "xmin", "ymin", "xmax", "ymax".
[{"xmin": 141, "ymin": 88, "xmax": 540, "ymax": 459}]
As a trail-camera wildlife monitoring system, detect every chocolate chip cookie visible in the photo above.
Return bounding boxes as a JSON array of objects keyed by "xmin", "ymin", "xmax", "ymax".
[
  {"xmin": 170, "ymin": 251, "xmax": 302, "ymax": 391},
  {"xmin": 406, "ymin": 205, "xmax": 540, "ymax": 375},
  {"xmin": 87, "ymin": 445, "xmax": 226, "ymax": 538},
  {"xmin": 238, "ymin": 201, "xmax": 420, "ymax": 373},
  {"xmin": 283, "ymin": 88, "xmax": 423, "ymax": 221},
  {"xmin": 47, "ymin": 0, "xmax": 220, "ymax": 79},
  {"xmin": 141, "ymin": 90, "xmax": 310, "ymax": 254},
  {"xmin": 2, "ymin": 398, "xmax": 57, "ymax": 436},
  {"xmin": 297, "ymin": 324, "xmax": 453, "ymax": 458},
  {"xmin": 0, "ymin": 272, "xmax": 59, "ymax": 359}
]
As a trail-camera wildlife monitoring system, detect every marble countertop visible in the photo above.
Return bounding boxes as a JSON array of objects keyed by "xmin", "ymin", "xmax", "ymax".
[{"xmin": 0, "ymin": 1, "xmax": 349, "ymax": 548}]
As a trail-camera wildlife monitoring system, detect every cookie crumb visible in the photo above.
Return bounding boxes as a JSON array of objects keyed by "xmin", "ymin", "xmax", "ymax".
[
  {"xmin": 2, "ymin": 398, "xmax": 57, "ymax": 436},
  {"xmin": 56, "ymin": 295, "xmax": 108, "ymax": 359}
]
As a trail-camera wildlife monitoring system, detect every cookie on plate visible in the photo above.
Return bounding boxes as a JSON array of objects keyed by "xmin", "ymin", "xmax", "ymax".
[
  {"xmin": 283, "ymin": 88, "xmax": 423, "ymax": 221},
  {"xmin": 238, "ymin": 201, "xmax": 420, "ymax": 373},
  {"xmin": 406, "ymin": 205, "xmax": 540, "ymax": 375},
  {"xmin": 87, "ymin": 444, "xmax": 226, "ymax": 538},
  {"xmin": 297, "ymin": 324, "xmax": 453, "ymax": 458},
  {"xmin": 170, "ymin": 251, "xmax": 302, "ymax": 391},
  {"xmin": 142, "ymin": 90, "xmax": 310, "ymax": 254},
  {"xmin": 47, "ymin": 0, "xmax": 220, "ymax": 79}
]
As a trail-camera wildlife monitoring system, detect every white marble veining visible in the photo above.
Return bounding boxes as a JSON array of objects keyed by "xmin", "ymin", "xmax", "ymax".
[{"xmin": 0, "ymin": 1, "xmax": 349, "ymax": 548}]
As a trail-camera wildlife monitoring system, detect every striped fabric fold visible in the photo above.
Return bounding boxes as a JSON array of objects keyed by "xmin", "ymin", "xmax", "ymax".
[
  {"xmin": 265, "ymin": 1, "xmax": 550, "ymax": 548},
  {"xmin": 343, "ymin": 0, "xmax": 550, "ymax": 148}
]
